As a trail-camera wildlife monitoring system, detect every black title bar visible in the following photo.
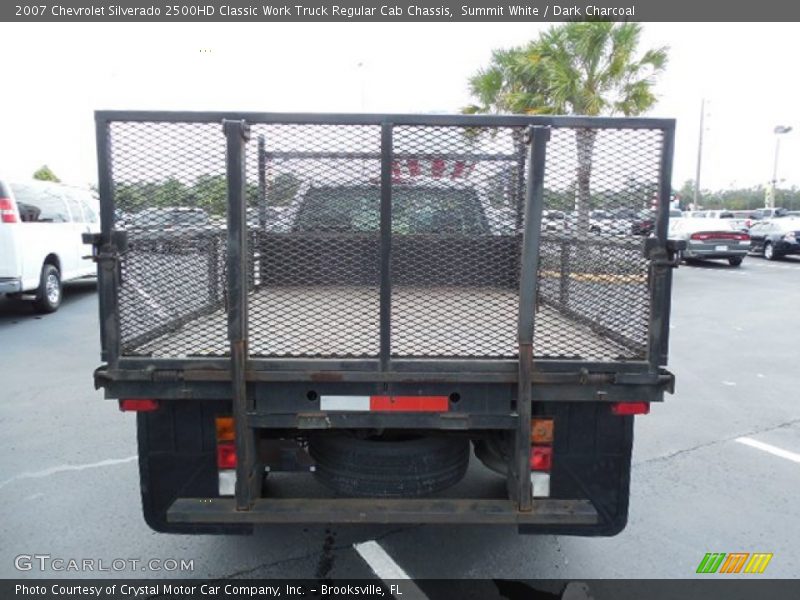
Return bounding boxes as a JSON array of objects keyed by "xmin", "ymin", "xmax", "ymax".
[{"xmin": 4, "ymin": 0, "xmax": 800, "ymax": 22}]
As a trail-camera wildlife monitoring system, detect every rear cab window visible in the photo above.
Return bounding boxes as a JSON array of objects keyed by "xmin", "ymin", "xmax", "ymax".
[{"xmin": 293, "ymin": 186, "xmax": 489, "ymax": 235}]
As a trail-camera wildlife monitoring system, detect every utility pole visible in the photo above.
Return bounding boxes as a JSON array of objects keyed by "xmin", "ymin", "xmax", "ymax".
[
  {"xmin": 767, "ymin": 125, "xmax": 792, "ymax": 209},
  {"xmin": 693, "ymin": 98, "xmax": 705, "ymax": 210}
]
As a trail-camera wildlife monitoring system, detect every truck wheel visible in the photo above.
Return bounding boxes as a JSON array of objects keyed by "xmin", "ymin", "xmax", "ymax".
[
  {"xmin": 33, "ymin": 264, "xmax": 61, "ymax": 313},
  {"xmin": 309, "ymin": 434, "xmax": 469, "ymax": 498},
  {"xmin": 728, "ymin": 256, "xmax": 743, "ymax": 267}
]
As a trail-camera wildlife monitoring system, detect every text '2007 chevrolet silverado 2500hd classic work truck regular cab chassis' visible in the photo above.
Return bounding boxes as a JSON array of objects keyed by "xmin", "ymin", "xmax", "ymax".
[{"xmin": 87, "ymin": 111, "xmax": 681, "ymax": 535}]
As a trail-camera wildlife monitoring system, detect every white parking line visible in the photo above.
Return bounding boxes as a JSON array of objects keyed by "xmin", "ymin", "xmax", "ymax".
[
  {"xmin": 354, "ymin": 540, "xmax": 429, "ymax": 600},
  {"xmin": 0, "ymin": 456, "xmax": 138, "ymax": 490},
  {"xmin": 736, "ymin": 437, "xmax": 800, "ymax": 464}
]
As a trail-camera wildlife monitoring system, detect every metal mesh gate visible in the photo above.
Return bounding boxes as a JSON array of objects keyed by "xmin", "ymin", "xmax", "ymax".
[
  {"xmin": 109, "ymin": 121, "xmax": 228, "ymax": 357},
  {"xmin": 536, "ymin": 127, "xmax": 664, "ymax": 360},
  {"xmin": 103, "ymin": 114, "xmax": 668, "ymax": 363}
]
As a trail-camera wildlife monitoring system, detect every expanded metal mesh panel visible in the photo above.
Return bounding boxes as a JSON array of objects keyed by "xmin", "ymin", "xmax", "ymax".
[
  {"xmin": 101, "ymin": 116, "xmax": 667, "ymax": 362},
  {"xmin": 109, "ymin": 121, "xmax": 228, "ymax": 357},
  {"xmin": 535, "ymin": 127, "xmax": 664, "ymax": 360},
  {"xmin": 390, "ymin": 125, "xmax": 524, "ymax": 357},
  {"xmin": 247, "ymin": 124, "xmax": 382, "ymax": 357}
]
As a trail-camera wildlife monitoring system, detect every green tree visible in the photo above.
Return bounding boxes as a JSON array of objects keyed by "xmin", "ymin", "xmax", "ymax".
[
  {"xmin": 191, "ymin": 174, "xmax": 228, "ymax": 215},
  {"xmin": 269, "ymin": 173, "xmax": 301, "ymax": 206},
  {"xmin": 678, "ymin": 179, "xmax": 696, "ymax": 209},
  {"xmin": 33, "ymin": 165, "xmax": 60, "ymax": 182},
  {"xmin": 466, "ymin": 22, "xmax": 668, "ymax": 231}
]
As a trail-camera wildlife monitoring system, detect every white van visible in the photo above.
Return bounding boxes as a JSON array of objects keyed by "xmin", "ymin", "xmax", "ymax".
[{"xmin": 0, "ymin": 179, "xmax": 100, "ymax": 312}]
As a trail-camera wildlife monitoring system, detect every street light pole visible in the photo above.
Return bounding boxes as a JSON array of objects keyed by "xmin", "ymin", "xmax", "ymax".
[
  {"xmin": 767, "ymin": 125, "xmax": 792, "ymax": 209},
  {"xmin": 693, "ymin": 98, "xmax": 705, "ymax": 210}
]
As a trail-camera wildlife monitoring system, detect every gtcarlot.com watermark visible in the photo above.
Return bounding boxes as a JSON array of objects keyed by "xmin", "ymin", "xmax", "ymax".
[{"xmin": 14, "ymin": 554, "xmax": 194, "ymax": 573}]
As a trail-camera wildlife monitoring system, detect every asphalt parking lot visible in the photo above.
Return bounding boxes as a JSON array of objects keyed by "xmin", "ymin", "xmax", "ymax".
[{"xmin": 1, "ymin": 255, "xmax": 798, "ymax": 585}]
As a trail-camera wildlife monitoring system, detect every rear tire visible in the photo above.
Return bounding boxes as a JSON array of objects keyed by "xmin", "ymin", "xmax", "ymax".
[
  {"xmin": 309, "ymin": 434, "xmax": 469, "ymax": 498},
  {"xmin": 728, "ymin": 256, "xmax": 743, "ymax": 267},
  {"xmin": 764, "ymin": 242, "xmax": 778, "ymax": 261},
  {"xmin": 32, "ymin": 263, "xmax": 61, "ymax": 313}
]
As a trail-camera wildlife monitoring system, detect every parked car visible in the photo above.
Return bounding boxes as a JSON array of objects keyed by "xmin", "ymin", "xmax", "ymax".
[
  {"xmin": 703, "ymin": 210, "xmax": 735, "ymax": 219},
  {"xmin": 726, "ymin": 210, "xmax": 757, "ymax": 231},
  {"xmin": 668, "ymin": 218, "xmax": 750, "ymax": 266},
  {"xmin": 747, "ymin": 217, "xmax": 800, "ymax": 260},
  {"xmin": 589, "ymin": 209, "xmax": 628, "ymax": 235},
  {"xmin": 728, "ymin": 218, "xmax": 751, "ymax": 232},
  {"xmin": 541, "ymin": 209, "xmax": 567, "ymax": 232},
  {"xmin": 128, "ymin": 206, "xmax": 210, "ymax": 230},
  {"xmin": 753, "ymin": 207, "xmax": 788, "ymax": 220},
  {"xmin": 127, "ymin": 207, "xmax": 215, "ymax": 252},
  {"xmin": 0, "ymin": 179, "xmax": 99, "ymax": 312},
  {"xmin": 631, "ymin": 208, "xmax": 682, "ymax": 236}
]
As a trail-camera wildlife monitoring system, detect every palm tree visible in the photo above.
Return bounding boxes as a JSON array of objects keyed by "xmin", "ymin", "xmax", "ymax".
[{"xmin": 465, "ymin": 22, "xmax": 668, "ymax": 232}]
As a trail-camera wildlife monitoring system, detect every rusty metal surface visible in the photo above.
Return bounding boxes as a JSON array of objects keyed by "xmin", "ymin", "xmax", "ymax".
[{"xmin": 168, "ymin": 497, "xmax": 598, "ymax": 525}]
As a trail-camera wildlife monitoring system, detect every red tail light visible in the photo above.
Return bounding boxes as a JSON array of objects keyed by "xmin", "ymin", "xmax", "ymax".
[
  {"xmin": 118, "ymin": 398, "xmax": 159, "ymax": 412},
  {"xmin": 431, "ymin": 159, "xmax": 446, "ymax": 178},
  {"xmin": 611, "ymin": 402, "xmax": 650, "ymax": 416},
  {"xmin": 407, "ymin": 159, "xmax": 421, "ymax": 176},
  {"xmin": 216, "ymin": 441, "xmax": 237, "ymax": 469},
  {"xmin": 0, "ymin": 197, "xmax": 18, "ymax": 223},
  {"xmin": 529, "ymin": 446, "xmax": 553, "ymax": 471},
  {"xmin": 690, "ymin": 231, "xmax": 748, "ymax": 241}
]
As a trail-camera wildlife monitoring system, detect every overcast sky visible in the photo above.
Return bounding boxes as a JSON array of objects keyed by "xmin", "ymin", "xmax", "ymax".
[{"xmin": 1, "ymin": 22, "xmax": 798, "ymax": 192}]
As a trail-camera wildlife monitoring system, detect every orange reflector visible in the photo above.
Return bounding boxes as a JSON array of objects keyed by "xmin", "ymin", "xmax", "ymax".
[
  {"xmin": 118, "ymin": 399, "xmax": 159, "ymax": 412},
  {"xmin": 531, "ymin": 419, "xmax": 554, "ymax": 444},
  {"xmin": 215, "ymin": 417, "xmax": 235, "ymax": 442},
  {"xmin": 530, "ymin": 446, "xmax": 553, "ymax": 471},
  {"xmin": 216, "ymin": 441, "xmax": 237, "ymax": 469},
  {"xmin": 610, "ymin": 402, "xmax": 650, "ymax": 416}
]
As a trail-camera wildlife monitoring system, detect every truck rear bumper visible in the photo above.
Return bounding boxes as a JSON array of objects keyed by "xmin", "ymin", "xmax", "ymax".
[{"xmin": 168, "ymin": 497, "xmax": 598, "ymax": 526}]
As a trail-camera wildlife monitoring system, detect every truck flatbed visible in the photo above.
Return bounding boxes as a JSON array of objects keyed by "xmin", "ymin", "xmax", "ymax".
[
  {"xmin": 132, "ymin": 285, "xmax": 633, "ymax": 359},
  {"xmin": 90, "ymin": 111, "xmax": 677, "ymax": 535}
]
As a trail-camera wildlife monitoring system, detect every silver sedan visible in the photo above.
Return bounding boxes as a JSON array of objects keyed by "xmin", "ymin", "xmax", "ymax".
[{"xmin": 668, "ymin": 218, "xmax": 751, "ymax": 266}]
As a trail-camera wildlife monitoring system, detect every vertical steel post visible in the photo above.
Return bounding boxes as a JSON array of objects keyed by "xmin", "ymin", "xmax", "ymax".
[
  {"xmin": 379, "ymin": 122, "xmax": 393, "ymax": 371},
  {"xmin": 648, "ymin": 125, "xmax": 676, "ymax": 368},
  {"xmin": 94, "ymin": 115, "xmax": 120, "ymax": 366},
  {"xmin": 223, "ymin": 119, "xmax": 257, "ymax": 511},
  {"xmin": 256, "ymin": 135, "xmax": 267, "ymax": 291},
  {"xmin": 513, "ymin": 125, "xmax": 550, "ymax": 511},
  {"xmin": 559, "ymin": 241, "xmax": 570, "ymax": 307},
  {"xmin": 257, "ymin": 135, "xmax": 267, "ymax": 230}
]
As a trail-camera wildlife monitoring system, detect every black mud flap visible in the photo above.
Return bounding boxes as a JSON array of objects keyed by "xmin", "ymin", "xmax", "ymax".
[
  {"xmin": 137, "ymin": 400, "xmax": 252, "ymax": 535},
  {"xmin": 518, "ymin": 402, "xmax": 633, "ymax": 537}
]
